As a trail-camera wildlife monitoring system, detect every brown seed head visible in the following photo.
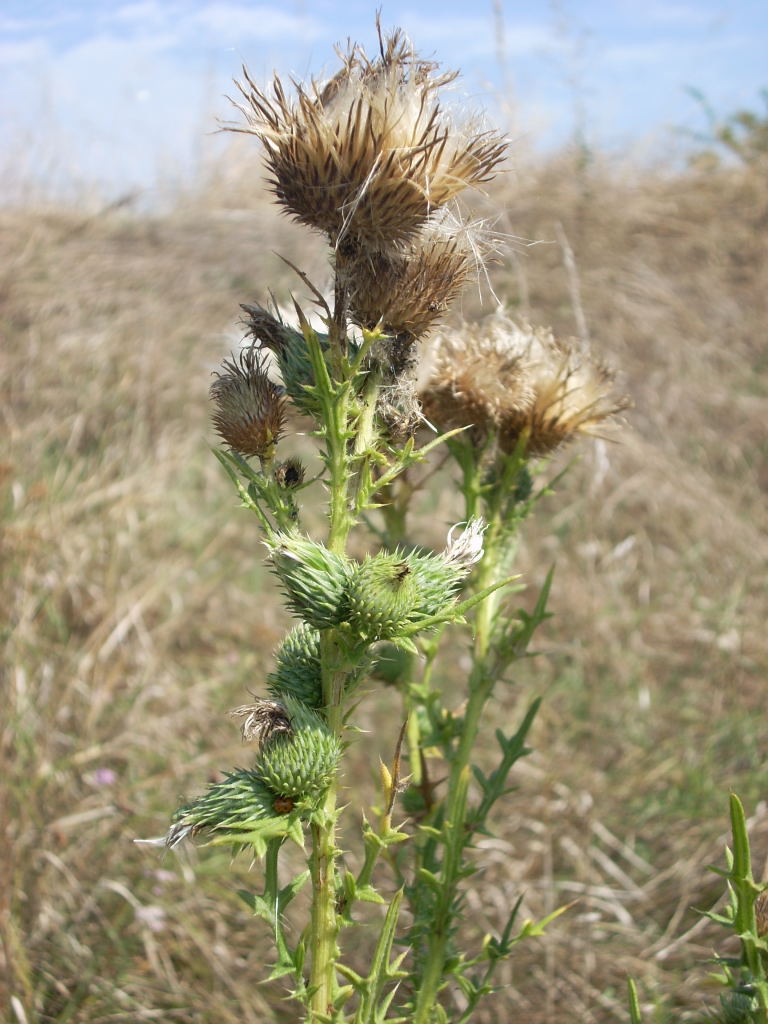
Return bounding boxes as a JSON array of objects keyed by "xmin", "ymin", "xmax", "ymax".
[
  {"xmin": 228, "ymin": 26, "xmax": 507, "ymax": 249},
  {"xmin": 274, "ymin": 457, "xmax": 306, "ymax": 489},
  {"xmin": 421, "ymin": 314, "xmax": 629, "ymax": 456},
  {"xmin": 420, "ymin": 316, "xmax": 534, "ymax": 440},
  {"xmin": 498, "ymin": 332, "xmax": 629, "ymax": 456},
  {"xmin": 344, "ymin": 214, "xmax": 494, "ymax": 340},
  {"xmin": 210, "ymin": 347, "xmax": 287, "ymax": 461},
  {"xmin": 229, "ymin": 699, "xmax": 293, "ymax": 749},
  {"xmin": 240, "ymin": 304, "xmax": 295, "ymax": 357}
]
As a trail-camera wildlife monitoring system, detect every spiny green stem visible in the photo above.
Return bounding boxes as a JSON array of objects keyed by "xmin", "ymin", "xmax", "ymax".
[
  {"xmin": 307, "ymin": 333, "xmax": 383, "ymax": 1023},
  {"xmin": 412, "ymin": 472, "xmax": 510, "ymax": 1024}
]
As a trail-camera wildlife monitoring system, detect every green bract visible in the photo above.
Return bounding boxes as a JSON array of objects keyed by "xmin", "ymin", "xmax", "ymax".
[
  {"xmin": 403, "ymin": 550, "xmax": 467, "ymax": 619},
  {"xmin": 269, "ymin": 533, "xmax": 352, "ymax": 629},
  {"xmin": 346, "ymin": 553, "xmax": 420, "ymax": 641},
  {"xmin": 256, "ymin": 696, "xmax": 342, "ymax": 799},
  {"xmin": 169, "ymin": 769, "xmax": 301, "ymax": 850},
  {"xmin": 267, "ymin": 623, "xmax": 323, "ymax": 708},
  {"xmin": 273, "ymin": 326, "xmax": 325, "ymax": 415}
]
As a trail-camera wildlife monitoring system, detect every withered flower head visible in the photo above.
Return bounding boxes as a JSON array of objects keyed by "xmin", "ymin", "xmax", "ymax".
[
  {"xmin": 344, "ymin": 213, "xmax": 496, "ymax": 340},
  {"xmin": 498, "ymin": 329, "xmax": 630, "ymax": 456},
  {"xmin": 420, "ymin": 315, "xmax": 534, "ymax": 438},
  {"xmin": 421, "ymin": 313, "xmax": 629, "ymax": 456},
  {"xmin": 210, "ymin": 347, "xmax": 287, "ymax": 461},
  {"xmin": 229, "ymin": 699, "xmax": 293, "ymax": 749},
  {"xmin": 228, "ymin": 25, "xmax": 507, "ymax": 250},
  {"xmin": 274, "ymin": 457, "xmax": 306, "ymax": 489}
]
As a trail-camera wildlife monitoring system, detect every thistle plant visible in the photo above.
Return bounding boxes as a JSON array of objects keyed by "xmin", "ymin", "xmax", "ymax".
[
  {"xmin": 630, "ymin": 796, "xmax": 768, "ymax": 1024},
  {"xmin": 148, "ymin": 24, "xmax": 627, "ymax": 1023}
]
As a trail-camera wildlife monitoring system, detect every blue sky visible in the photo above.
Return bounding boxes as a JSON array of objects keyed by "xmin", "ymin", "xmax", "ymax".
[{"xmin": 1, "ymin": 0, "xmax": 766, "ymax": 199}]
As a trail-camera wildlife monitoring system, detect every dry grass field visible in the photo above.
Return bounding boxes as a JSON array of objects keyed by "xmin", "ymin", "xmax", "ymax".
[{"xmin": 2, "ymin": 142, "xmax": 767, "ymax": 1022}]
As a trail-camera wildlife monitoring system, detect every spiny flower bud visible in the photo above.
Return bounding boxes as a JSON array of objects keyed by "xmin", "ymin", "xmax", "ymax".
[
  {"xmin": 242, "ymin": 304, "xmax": 323, "ymax": 416},
  {"xmin": 403, "ymin": 526, "xmax": 482, "ymax": 620},
  {"xmin": 345, "ymin": 524, "xmax": 483, "ymax": 641},
  {"xmin": 229, "ymin": 698, "xmax": 293, "ymax": 748},
  {"xmin": 164, "ymin": 769, "xmax": 294, "ymax": 849},
  {"xmin": 346, "ymin": 553, "xmax": 421, "ymax": 641},
  {"xmin": 267, "ymin": 623, "xmax": 323, "ymax": 708},
  {"xmin": 255, "ymin": 695, "xmax": 342, "ymax": 799},
  {"xmin": 719, "ymin": 991, "xmax": 757, "ymax": 1024},
  {"xmin": 274, "ymin": 457, "xmax": 306, "ymax": 489},
  {"xmin": 210, "ymin": 346, "xmax": 287, "ymax": 461},
  {"xmin": 268, "ymin": 533, "xmax": 352, "ymax": 629},
  {"xmin": 228, "ymin": 26, "xmax": 507, "ymax": 250}
]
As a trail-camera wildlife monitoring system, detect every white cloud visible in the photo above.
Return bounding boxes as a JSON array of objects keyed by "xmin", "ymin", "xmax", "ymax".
[
  {"xmin": 0, "ymin": 37, "xmax": 48, "ymax": 63},
  {"xmin": 640, "ymin": 2, "xmax": 721, "ymax": 26},
  {"xmin": 189, "ymin": 3, "xmax": 323, "ymax": 42},
  {"xmin": 391, "ymin": 11, "xmax": 564, "ymax": 61},
  {"xmin": 0, "ymin": 11, "xmax": 80, "ymax": 34},
  {"xmin": 110, "ymin": 1, "xmax": 172, "ymax": 24},
  {"xmin": 603, "ymin": 34, "xmax": 741, "ymax": 65}
]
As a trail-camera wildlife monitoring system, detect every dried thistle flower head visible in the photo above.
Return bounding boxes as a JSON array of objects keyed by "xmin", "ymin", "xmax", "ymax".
[
  {"xmin": 343, "ymin": 213, "xmax": 495, "ymax": 340},
  {"xmin": 229, "ymin": 699, "xmax": 293, "ymax": 748},
  {"xmin": 229, "ymin": 25, "xmax": 507, "ymax": 249},
  {"xmin": 420, "ymin": 315, "xmax": 534, "ymax": 438},
  {"xmin": 421, "ymin": 313, "xmax": 629, "ymax": 456},
  {"xmin": 498, "ymin": 331, "xmax": 629, "ymax": 456},
  {"xmin": 274, "ymin": 457, "xmax": 306, "ymax": 489},
  {"xmin": 210, "ymin": 347, "xmax": 287, "ymax": 461}
]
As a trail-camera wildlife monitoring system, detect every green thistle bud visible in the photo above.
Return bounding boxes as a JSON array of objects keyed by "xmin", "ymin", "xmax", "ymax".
[
  {"xmin": 405, "ymin": 519, "xmax": 486, "ymax": 617},
  {"xmin": 256, "ymin": 696, "xmax": 341, "ymax": 799},
  {"xmin": 370, "ymin": 641, "xmax": 413, "ymax": 686},
  {"xmin": 402, "ymin": 551, "xmax": 466, "ymax": 619},
  {"xmin": 267, "ymin": 623, "xmax": 323, "ymax": 708},
  {"xmin": 346, "ymin": 553, "xmax": 420, "ymax": 641},
  {"xmin": 165, "ymin": 769, "xmax": 293, "ymax": 848},
  {"xmin": 242, "ymin": 303, "xmax": 326, "ymax": 415},
  {"xmin": 345, "ymin": 521, "xmax": 485, "ymax": 641},
  {"xmin": 274, "ymin": 330, "xmax": 322, "ymax": 415},
  {"xmin": 268, "ymin": 533, "xmax": 352, "ymax": 629}
]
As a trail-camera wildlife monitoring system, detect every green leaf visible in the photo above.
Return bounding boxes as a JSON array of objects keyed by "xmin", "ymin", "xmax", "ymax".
[
  {"xmin": 730, "ymin": 794, "xmax": 752, "ymax": 882},
  {"xmin": 416, "ymin": 868, "xmax": 443, "ymax": 894},
  {"xmin": 356, "ymin": 885, "xmax": 387, "ymax": 905},
  {"xmin": 402, "ymin": 575, "xmax": 520, "ymax": 637},
  {"xmin": 388, "ymin": 635, "xmax": 420, "ymax": 656},
  {"xmin": 627, "ymin": 978, "xmax": 643, "ymax": 1024},
  {"xmin": 353, "ymin": 889, "xmax": 405, "ymax": 1024}
]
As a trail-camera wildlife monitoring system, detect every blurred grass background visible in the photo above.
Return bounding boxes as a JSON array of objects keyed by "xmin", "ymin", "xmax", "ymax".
[{"xmin": 2, "ymin": 127, "xmax": 767, "ymax": 1023}]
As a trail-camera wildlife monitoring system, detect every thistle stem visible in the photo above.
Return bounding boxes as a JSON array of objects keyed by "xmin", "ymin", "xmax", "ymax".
[
  {"xmin": 307, "ymin": 337, "xmax": 383, "ymax": 1022},
  {"xmin": 412, "ymin": 469, "xmax": 508, "ymax": 1024},
  {"xmin": 307, "ymin": 356, "xmax": 350, "ymax": 1020}
]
